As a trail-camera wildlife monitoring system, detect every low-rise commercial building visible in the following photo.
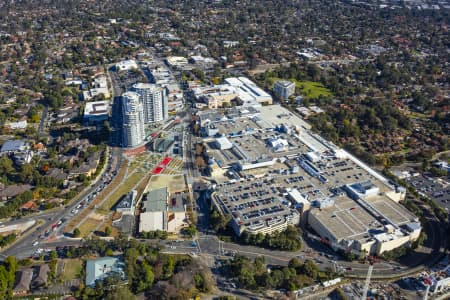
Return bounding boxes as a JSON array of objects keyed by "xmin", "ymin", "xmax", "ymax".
[
  {"xmin": 139, "ymin": 187, "xmax": 188, "ymax": 233},
  {"xmin": 224, "ymin": 77, "xmax": 273, "ymax": 106},
  {"xmin": 165, "ymin": 83, "xmax": 184, "ymax": 112},
  {"xmin": 165, "ymin": 56, "xmax": 188, "ymax": 68},
  {"xmin": 115, "ymin": 190, "xmax": 137, "ymax": 214},
  {"xmin": 115, "ymin": 60, "xmax": 138, "ymax": 71},
  {"xmin": 83, "ymin": 101, "xmax": 110, "ymax": 125},
  {"xmin": 85, "ymin": 257, "xmax": 125, "ymax": 287},
  {"xmin": 192, "ymin": 77, "xmax": 272, "ymax": 108},
  {"xmin": 82, "ymin": 75, "xmax": 110, "ymax": 100},
  {"xmin": 149, "ymin": 65, "xmax": 172, "ymax": 85},
  {"xmin": 139, "ymin": 211, "xmax": 165, "ymax": 232},
  {"xmin": 193, "ymin": 85, "xmax": 238, "ymax": 109}
]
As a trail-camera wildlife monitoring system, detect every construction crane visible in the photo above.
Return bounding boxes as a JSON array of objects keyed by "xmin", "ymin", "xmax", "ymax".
[
  {"xmin": 361, "ymin": 257, "xmax": 375, "ymax": 300},
  {"xmin": 304, "ymin": 233, "xmax": 377, "ymax": 300},
  {"xmin": 423, "ymin": 282, "xmax": 431, "ymax": 300}
]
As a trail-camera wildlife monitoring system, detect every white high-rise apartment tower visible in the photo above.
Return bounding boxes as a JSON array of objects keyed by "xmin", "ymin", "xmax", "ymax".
[
  {"xmin": 122, "ymin": 91, "xmax": 145, "ymax": 147},
  {"xmin": 132, "ymin": 83, "xmax": 168, "ymax": 123}
]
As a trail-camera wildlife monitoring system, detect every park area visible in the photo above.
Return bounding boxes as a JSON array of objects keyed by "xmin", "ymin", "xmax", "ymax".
[
  {"xmin": 66, "ymin": 152, "xmax": 159, "ymax": 237},
  {"xmin": 65, "ymin": 151, "xmax": 185, "ymax": 238}
]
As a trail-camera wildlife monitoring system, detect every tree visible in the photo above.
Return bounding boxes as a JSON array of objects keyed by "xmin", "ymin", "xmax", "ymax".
[
  {"xmin": 270, "ymin": 269, "xmax": 284, "ymax": 287},
  {"xmin": 49, "ymin": 250, "xmax": 58, "ymax": 260},
  {"xmin": 191, "ymin": 68, "xmax": 205, "ymax": 82},
  {"xmin": 19, "ymin": 164, "xmax": 34, "ymax": 183},
  {"xmin": 163, "ymin": 256, "xmax": 175, "ymax": 279},
  {"xmin": 73, "ymin": 228, "xmax": 81, "ymax": 238},
  {"xmin": 288, "ymin": 257, "xmax": 302, "ymax": 270},
  {"xmin": 210, "ymin": 210, "xmax": 230, "ymax": 231},
  {"xmin": 302, "ymin": 260, "xmax": 319, "ymax": 280},
  {"xmin": 142, "ymin": 261, "xmax": 155, "ymax": 287},
  {"xmin": 104, "ymin": 226, "xmax": 112, "ymax": 237},
  {"xmin": 182, "ymin": 224, "xmax": 197, "ymax": 237},
  {"xmin": 194, "ymin": 156, "xmax": 206, "ymax": 169},
  {"xmin": 239, "ymin": 226, "xmax": 302, "ymax": 251},
  {"xmin": 105, "ymin": 286, "xmax": 136, "ymax": 300},
  {"xmin": 0, "ymin": 156, "xmax": 14, "ymax": 175},
  {"xmin": 238, "ymin": 268, "xmax": 256, "ymax": 289},
  {"xmin": 0, "ymin": 266, "xmax": 13, "ymax": 299},
  {"xmin": 307, "ymin": 64, "xmax": 320, "ymax": 81}
]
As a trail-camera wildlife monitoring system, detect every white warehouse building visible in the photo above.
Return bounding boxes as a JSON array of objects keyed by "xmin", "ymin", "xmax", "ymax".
[
  {"xmin": 224, "ymin": 77, "xmax": 273, "ymax": 106},
  {"xmin": 116, "ymin": 60, "xmax": 138, "ymax": 71}
]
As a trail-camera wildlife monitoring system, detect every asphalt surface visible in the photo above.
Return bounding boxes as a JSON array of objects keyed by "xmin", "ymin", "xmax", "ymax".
[
  {"xmin": 37, "ymin": 105, "xmax": 49, "ymax": 135},
  {"xmin": 2, "ymin": 134, "xmax": 445, "ymax": 282},
  {"xmin": 1, "ymin": 72, "xmax": 446, "ymax": 291},
  {"xmin": 0, "ymin": 147, "xmax": 122, "ymax": 260},
  {"xmin": 406, "ymin": 174, "xmax": 450, "ymax": 211}
]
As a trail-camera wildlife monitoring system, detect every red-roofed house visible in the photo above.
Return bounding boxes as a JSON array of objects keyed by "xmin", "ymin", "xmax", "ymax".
[{"xmin": 20, "ymin": 201, "xmax": 38, "ymax": 212}]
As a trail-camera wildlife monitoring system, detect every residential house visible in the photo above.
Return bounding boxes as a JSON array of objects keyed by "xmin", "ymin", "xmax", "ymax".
[
  {"xmin": 69, "ymin": 162, "xmax": 98, "ymax": 178},
  {"xmin": 32, "ymin": 264, "xmax": 49, "ymax": 288},
  {"xmin": 69, "ymin": 151, "xmax": 100, "ymax": 178},
  {"xmin": 20, "ymin": 201, "xmax": 38, "ymax": 212},
  {"xmin": 57, "ymin": 155, "xmax": 78, "ymax": 167},
  {"xmin": 0, "ymin": 140, "xmax": 28, "ymax": 153},
  {"xmin": 0, "ymin": 184, "xmax": 33, "ymax": 201},
  {"xmin": 47, "ymin": 168, "xmax": 68, "ymax": 181},
  {"xmin": 13, "ymin": 269, "xmax": 33, "ymax": 296}
]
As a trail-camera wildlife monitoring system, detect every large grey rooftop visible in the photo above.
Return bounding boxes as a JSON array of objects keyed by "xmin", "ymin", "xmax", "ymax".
[
  {"xmin": 1, "ymin": 140, "xmax": 26, "ymax": 152},
  {"xmin": 142, "ymin": 187, "xmax": 167, "ymax": 212}
]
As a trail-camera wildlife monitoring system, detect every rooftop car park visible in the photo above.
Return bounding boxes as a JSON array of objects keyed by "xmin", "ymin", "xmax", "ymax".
[{"xmin": 203, "ymin": 105, "xmax": 420, "ymax": 255}]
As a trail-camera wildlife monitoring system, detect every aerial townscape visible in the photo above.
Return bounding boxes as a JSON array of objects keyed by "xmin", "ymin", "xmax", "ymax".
[{"xmin": 0, "ymin": 0, "xmax": 449, "ymax": 299}]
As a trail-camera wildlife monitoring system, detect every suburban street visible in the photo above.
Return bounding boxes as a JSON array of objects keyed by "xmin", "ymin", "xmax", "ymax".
[
  {"xmin": 0, "ymin": 147, "xmax": 122, "ymax": 259},
  {"xmin": 1, "ymin": 98, "xmax": 446, "ymax": 285}
]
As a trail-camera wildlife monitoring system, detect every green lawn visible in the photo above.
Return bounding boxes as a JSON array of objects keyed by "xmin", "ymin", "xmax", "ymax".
[
  {"xmin": 62, "ymin": 259, "xmax": 83, "ymax": 281},
  {"xmin": 295, "ymin": 80, "xmax": 332, "ymax": 99},
  {"xmin": 269, "ymin": 77, "xmax": 332, "ymax": 99},
  {"xmin": 78, "ymin": 217, "xmax": 102, "ymax": 237},
  {"xmin": 96, "ymin": 171, "xmax": 144, "ymax": 214}
]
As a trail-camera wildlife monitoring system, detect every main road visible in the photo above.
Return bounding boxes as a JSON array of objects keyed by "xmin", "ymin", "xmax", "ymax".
[{"xmin": 0, "ymin": 147, "xmax": 122, "ymax": 260}]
